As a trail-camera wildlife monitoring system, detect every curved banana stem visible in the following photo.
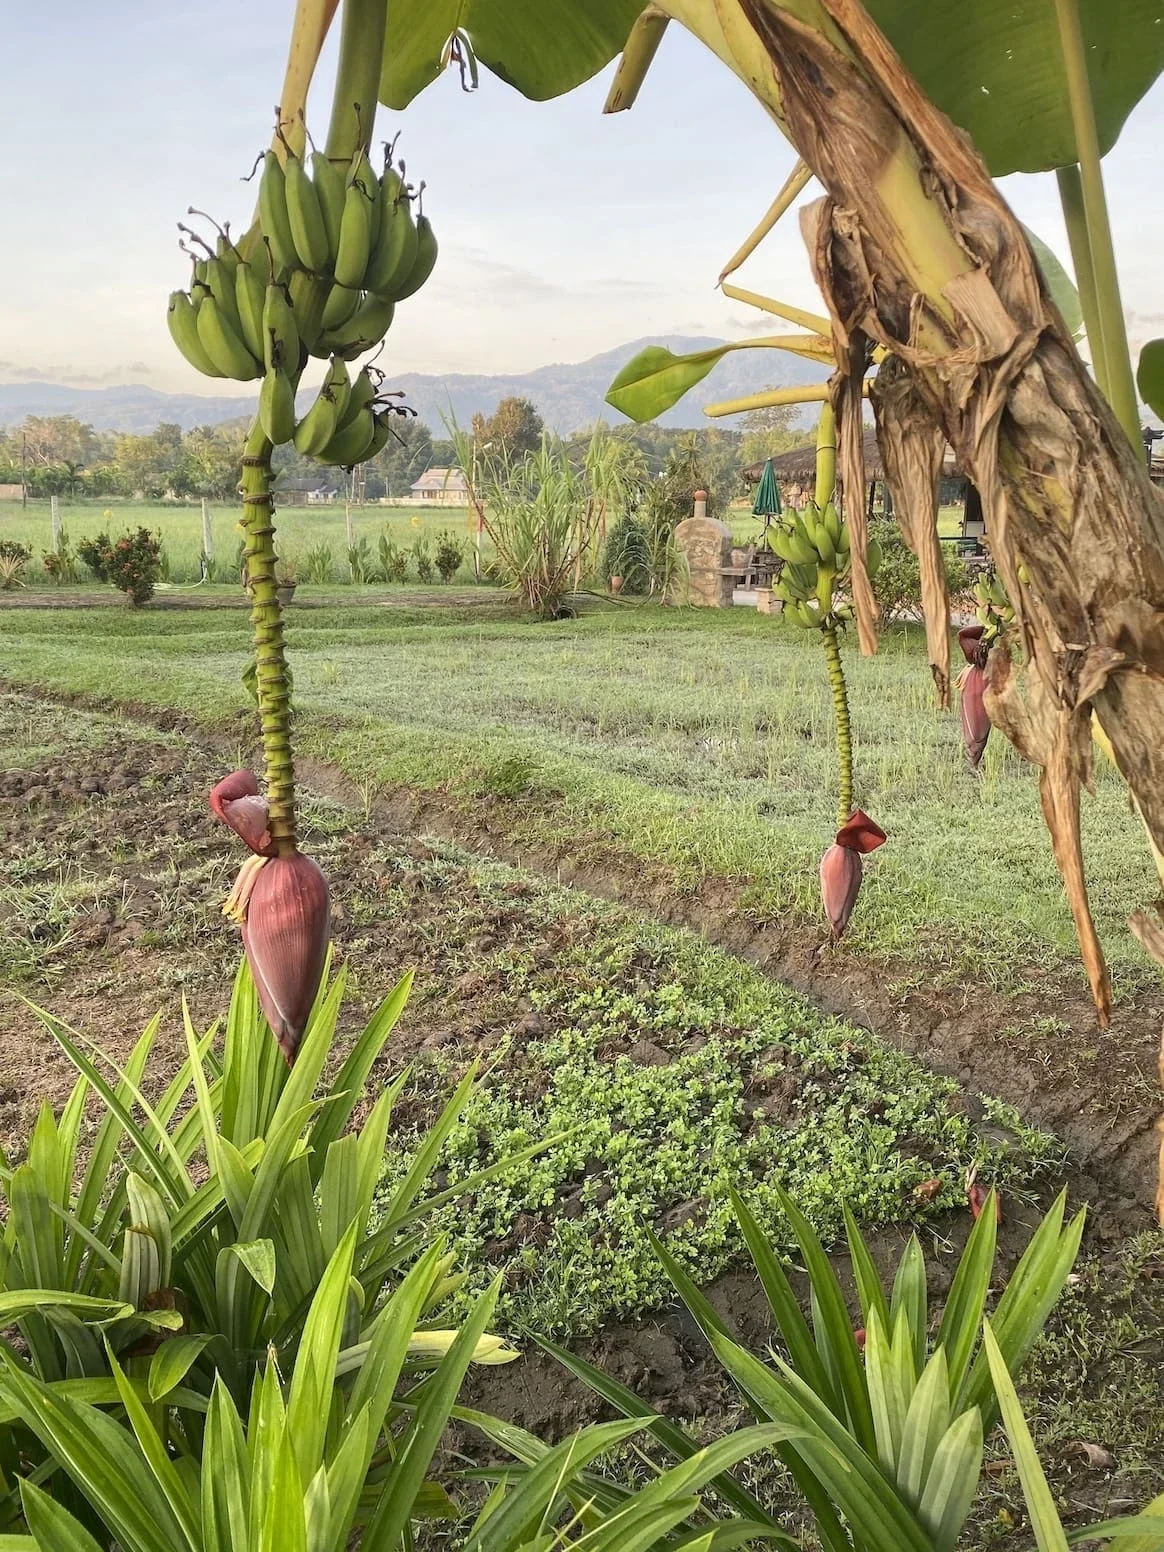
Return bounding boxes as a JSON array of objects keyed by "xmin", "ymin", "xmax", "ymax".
[
  {"xmin": 325, "ymin": 0, "xmax": 388, "ymax": 160},
  {"xmin": 275, "ymin": 0, "xmax": 341, "ymax": 158},
  {"xmin": 822, "ymin": 624, "xmax": 853, "ymax": 828},
  {"xmin": 815, "ymin": 402, "xmax": 836, "ymax": 508},
  {"xmin": 604, "ymin": 5, "xmax": 670, "ymax": 113},
  {"xmin": 719, "ymin": 159, "xmax": 813, "ymax": 283},
  {"xmin": 241, "ymin": 422, "xmax": 296, "ymax": 854}
]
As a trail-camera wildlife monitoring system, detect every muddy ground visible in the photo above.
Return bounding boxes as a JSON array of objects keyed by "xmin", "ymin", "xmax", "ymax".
[{"xmin": 0, "ymin": 686, "xmax": 1161, "ymax": 1545}]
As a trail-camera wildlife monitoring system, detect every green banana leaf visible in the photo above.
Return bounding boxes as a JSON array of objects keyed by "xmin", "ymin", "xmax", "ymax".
[
  {"xmin": 864, "ymin": 0, "xmax": 1164, "ymax": 174},
  {"xmin": 380, "ymin": 0, "xmax": 642, "ymax": 110},
  {"xmin": 378, "ymin": 0, "xmax": 1161, "ymax": 177}
]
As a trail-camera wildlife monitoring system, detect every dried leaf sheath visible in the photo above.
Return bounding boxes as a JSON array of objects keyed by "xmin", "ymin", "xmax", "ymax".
[{"xmin": 870, "ymin": 357, "xmax": 952, "ymax": 707}]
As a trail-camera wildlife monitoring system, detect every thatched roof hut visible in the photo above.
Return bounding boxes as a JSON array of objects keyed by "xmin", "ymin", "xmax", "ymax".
[{"xmin": 743, "ymin": 430, "xmax": 886, "ymax": 486}]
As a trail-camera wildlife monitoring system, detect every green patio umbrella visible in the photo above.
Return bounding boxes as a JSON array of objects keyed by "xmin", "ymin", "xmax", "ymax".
[{"xmin": 752, "ymin": 457, "xmax": 782, "ymax": 519}]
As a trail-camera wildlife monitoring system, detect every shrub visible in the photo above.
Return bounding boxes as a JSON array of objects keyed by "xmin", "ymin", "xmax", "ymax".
[
  {"xmin": 870, "ymin": 517, "xmax": 972, "ymax": 622},
  {"xmin": 41, "ymin": 530, "xmax": 78, "ymax": 583},
  {"xmin": 0, "ymin": 551, "xmax": 27, "ymax": 590},
  {"xmin": 412, "ymin": 534, "xmax": 435, "ymax": 583},
  {"xmin": 302, "ymin": 541, "xmax": 334, "ymax": 583},
  {"xmin": 378, "ymin": 532, "xmax": 408, "ymax": 582},
  {"xmin": 601, "ymin": 512, "xmax": 651, "ymax": 593},
  {"xmin": 347, "ymin": 534, "xmax": 374, "ymax": 582},
  {"xmin": 102, "ymin": 527, "xmax": 162, "ymax": 604},
  {"xmin": 78, "ymin": 532, "xmax": 111, "ymax": 580},
  {"xmin": 0, "ymin": 539, "xmax": 30, "ymax": 563},
  {"xmin": 435, "ymin": 529, "xmax": 465, "ymax": 582}
]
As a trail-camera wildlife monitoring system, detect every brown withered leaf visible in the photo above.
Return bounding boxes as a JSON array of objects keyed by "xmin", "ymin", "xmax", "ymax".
[
  {"xmin": 871, "ymin": 357, "xmax": 952, "ymax": 705},
  {"xmin": 736, "ymin": 0, "xmax": 1164, "ymax": 1032}
]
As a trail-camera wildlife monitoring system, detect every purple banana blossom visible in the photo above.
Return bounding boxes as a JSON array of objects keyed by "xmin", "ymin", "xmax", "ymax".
[{"xmin": 820, "ymin": 810, "xmax": 887, "ymax": 938}]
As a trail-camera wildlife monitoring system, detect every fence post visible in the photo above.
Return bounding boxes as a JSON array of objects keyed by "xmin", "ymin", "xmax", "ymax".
[
  {"xmin": 50, "ymin": 494, "xmax": 61, "ymax": 553},
  {"xmin": 201, "ymin": 498, "xmax": 214, "ymax": 567}
]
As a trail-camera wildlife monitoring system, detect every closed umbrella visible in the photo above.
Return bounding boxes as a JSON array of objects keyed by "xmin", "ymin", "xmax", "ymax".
[{"xmin": 752, "ymin": 457, "xmax": 782, "ymax": 518}]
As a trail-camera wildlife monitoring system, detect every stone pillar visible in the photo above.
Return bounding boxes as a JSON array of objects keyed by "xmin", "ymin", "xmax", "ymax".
[
  {"xmin": 50, "ymin": 494, "xmax": 61, "ymax": 553},
  {"xmin": 674, "ymin": 495, "xmax": 734, "ymax": 607}
]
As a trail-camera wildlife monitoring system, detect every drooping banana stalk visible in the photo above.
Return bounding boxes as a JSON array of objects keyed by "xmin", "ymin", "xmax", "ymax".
[{"xmin": 603, "ymin": 5, "xmax": 671, "ymax": 112}]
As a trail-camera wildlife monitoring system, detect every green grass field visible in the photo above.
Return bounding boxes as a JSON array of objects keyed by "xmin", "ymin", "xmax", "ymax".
[
  {"xmin": 0, "ymin": 497, "xmax": 482, "ymax": 583},
  {"xmin": 0, "ymin": 498, "xmax": 968, "ymax": 586},
  {"xmin": 0, "ymin": 596, "xmax": 1155, "ymax": 993}
]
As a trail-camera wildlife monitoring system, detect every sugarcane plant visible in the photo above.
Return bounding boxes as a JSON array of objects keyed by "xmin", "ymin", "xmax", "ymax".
[
  {"xmin": 168, "ymin": 0, "xmax": 440, "ymax": 1060},
  {"xmin": 769, "ymin": 406, "xmax": 887, "ymax": 937}
]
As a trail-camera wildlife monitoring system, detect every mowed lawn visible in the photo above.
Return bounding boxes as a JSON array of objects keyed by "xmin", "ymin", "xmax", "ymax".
[{"xmin": 0, "ymin": 596, "xmax": 1156, "ymax": 994}]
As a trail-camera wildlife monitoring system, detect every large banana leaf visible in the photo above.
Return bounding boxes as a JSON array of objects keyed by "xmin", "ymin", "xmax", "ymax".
[
  {"xmin": 864, "ymin": 0, "xmax": 1164, "ymax": 174},
  {"xmin": 379, "ymin": 0, "xmax": 1162, "ymax": 177},
  {"xmin": 380, "ymin": 0, "xmax": 642, "ymax": 109}
]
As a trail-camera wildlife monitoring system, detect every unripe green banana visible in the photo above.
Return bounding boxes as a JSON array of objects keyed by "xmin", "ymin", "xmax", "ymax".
[
  {"xmin": 317, "ymin": 293, "xmax": 395, "ymax": 360},
  {"xmin": 338, "ymin": 366, "xmax": 376, "ymax": 429},
  {"xmin": 771, "ymin": 530, "xmax": 798, "ymax": 565},
  {"xmin": 311, "ymin": 151, "xmax": 346, "ymax": 261},
  {"xmin": 262, "ymin": 282, "xmax": 300, "ymax": 373},
  {"xmin": 320, "ymin": 283, "xmax": 362, "ymax": 331},
  {"xmin": 364, "ymin": 412, "xmax": 394, "ymax": 462},
  {"xmin": 167, "ymin": 291, "xmax": 225, "ymax": 378},
  {"xmin": 822, "ymin": 500, "xmax": 842, "ymax": 547},
  {"xmin": 789, "ymin": 563, "xmax": 818, "ymax": 596},
  {"xmin": 205, "ymin": 256, "xmax": 243, "ymax": 337},
  {"xmin": 288, "ymin": 271, "xmax": 329, "ymax": 353},
  {"xmin": 234, "ymin": 263, "xmax": 266, "ymax": 360},
  {"xmin": 351, "ymin": 152, "xmax": 382, "ymax": 248},
  {"xmin": 391, "ymin": 213, "xmax": 437, "ymax": 301},
  {"xmin": 365, "ymin": 192, "xmax": 417, "ymax": 298},
  {"xmin": 782, "ymin": 522, "xmax": 818, "ymax": 567},
  {"xmin": 214, "ymin": 233, "xmax": 241, "ymax": 280},
  {"xmin": 259, "ymin": 151, "xmax": 298, "ymax": 274},
  {"xmin": 196, "ymin": 294, "xmax": 261, "ymax": 380},
  {"xmin": 836, "ymin": 519, "xmax": 850, "ymax": 555},
  {"xmin": 293, "ymin": 378, "xmax": 341, "ymax": 455},
  {"xmin": 259, "ymin": 366, "xmax": 297, "ymax": 445},
  {"xmin": 334, "ymin": 181, "xmax": 373, "ymax": 290},
  {"xmin": 284, "ymin": 152, "xmax": 330, "ymax": 272},
  {"xmin": 324, "ymin": 355, "xmax": 352, "ymax": 424},
  {"xmin": 811, "ymin": 522, "xmax": 836, "ymax": 567},
  {"xmin": 317, "ymin": 403, "xmax": 377, "ymax": 466},
  {"xmin": 865, "ymin": 538, "xmax": 883, "ymax": 578}
]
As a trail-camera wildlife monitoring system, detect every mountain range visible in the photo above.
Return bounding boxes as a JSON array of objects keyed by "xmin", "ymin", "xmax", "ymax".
[{"xmin": 0, "ymin": 336, "xmax": 827, "ymax": 435}]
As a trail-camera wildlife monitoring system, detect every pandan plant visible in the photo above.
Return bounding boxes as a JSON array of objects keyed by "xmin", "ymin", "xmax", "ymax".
[{"xmin": 769, "ymin": 406, "xmax": 887, "ymax": 937}]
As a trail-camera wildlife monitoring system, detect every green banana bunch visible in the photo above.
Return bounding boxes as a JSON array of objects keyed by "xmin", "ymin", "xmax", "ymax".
[
  {"xmin": 972, "ymin": 570, "xmax": 1015, "ymax": 642},
  {"xmin": 770, "ymin": 499, "xmax": 879, "ymax": 631}
]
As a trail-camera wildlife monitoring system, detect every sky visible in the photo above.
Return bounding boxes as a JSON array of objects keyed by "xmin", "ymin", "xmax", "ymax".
[{"xmin": 1, "ymin": 1, "xmax": 1161, "ymax": 398}]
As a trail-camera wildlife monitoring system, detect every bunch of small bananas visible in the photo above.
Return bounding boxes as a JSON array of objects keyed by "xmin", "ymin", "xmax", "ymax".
[
  {"xmin": 972, "ymin": 571, "xmax": 1015, "ymax": 644},
  {"xmin": 770, "ymin": 500, "xmax": 881, "ymax": 630},
  {"xmin": 167, "ymin": 137, "xmax": 435, "ymax": 467}
]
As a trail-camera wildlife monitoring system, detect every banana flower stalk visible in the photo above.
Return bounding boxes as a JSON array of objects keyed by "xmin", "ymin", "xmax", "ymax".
[
  {"xmin": 210, "ymin": 770, "xmax": 330, "ymax": 1064},
  {"xmin": 956, "ymin": 625, "xmax": 992, "ymax": 770},
  {"xmin": 820, "ymin": 810, "xmax": 887, "ymax": 938}
]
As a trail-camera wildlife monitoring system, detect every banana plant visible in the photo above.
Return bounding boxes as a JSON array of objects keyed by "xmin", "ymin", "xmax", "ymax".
[
  {"xmin": 166, "ymin": 0, "xmax": 445, "ymax": 1061},
  {"xmin": 765, "ymin": 405, "xmax": 888, "ymax": 936},
  {"xmin": 542, "ymin": 1183, "xmax": 1085, "ymax": 1552}
]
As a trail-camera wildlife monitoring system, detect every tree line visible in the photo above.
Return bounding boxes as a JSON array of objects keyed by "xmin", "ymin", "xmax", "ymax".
[{"xmin": 0, "ymin": 398, "xmax": 810, "ymax": 507}]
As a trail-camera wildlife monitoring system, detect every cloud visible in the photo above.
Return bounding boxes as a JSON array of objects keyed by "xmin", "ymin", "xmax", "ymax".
[{"xmin": 0, "ymin": 360, "xmax": 159, "ymax": 387}]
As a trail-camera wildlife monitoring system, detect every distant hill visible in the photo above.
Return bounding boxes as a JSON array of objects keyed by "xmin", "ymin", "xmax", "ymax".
[{"xmin": 0, "ymin": 336, "xmax": 826, "ymax": 435}]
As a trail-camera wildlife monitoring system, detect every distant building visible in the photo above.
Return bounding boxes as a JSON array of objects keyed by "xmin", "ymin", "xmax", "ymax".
[
  {"xmin": 277, "ymin": 477, "xmax": 338, "ymax": 504},
  {"xmin": 0, "ymin": 484, "xmax": 22, "ymax": 500},
  {"xmin": 409, "ymin": 467, "xmax": 469, "ymax": 503}
]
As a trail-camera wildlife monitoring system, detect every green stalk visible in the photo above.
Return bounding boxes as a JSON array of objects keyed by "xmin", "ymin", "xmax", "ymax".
[
  {"xmin": 1056, "ymin": 164, "xmax": 1107, "ymax": 398},
  {"xmin": 241, "ymin": 421, "xmax": 296, "ymax": 855},
  {"xmin": 814, "ymin": 402, "xmax": 836, "ymax": 508},
  {"xmin": 1052, "ymin": 0, "xmax": 1140, "ymax": 449},
  {"xmin": 325, "ymin": 0, "xmax": 387, "ymax": 160},
  {"xmin": 822, "ymin": 624, "xmax": 852, "ymax": 827}
]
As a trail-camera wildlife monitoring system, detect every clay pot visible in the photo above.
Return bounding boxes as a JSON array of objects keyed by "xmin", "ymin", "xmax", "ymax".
[{"xmin": 276, "ymin": 583, "xmax": 297, "ymax": 607}]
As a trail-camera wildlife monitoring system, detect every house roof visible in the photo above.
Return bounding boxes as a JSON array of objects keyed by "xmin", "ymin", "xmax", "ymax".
[
  {"xmin": 410, "ymin": 466, "xmax": 468, "ymax": 492},
  {"xmin": 744, "ymin": 429, "xmax": 963, "ymax": 485}
]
